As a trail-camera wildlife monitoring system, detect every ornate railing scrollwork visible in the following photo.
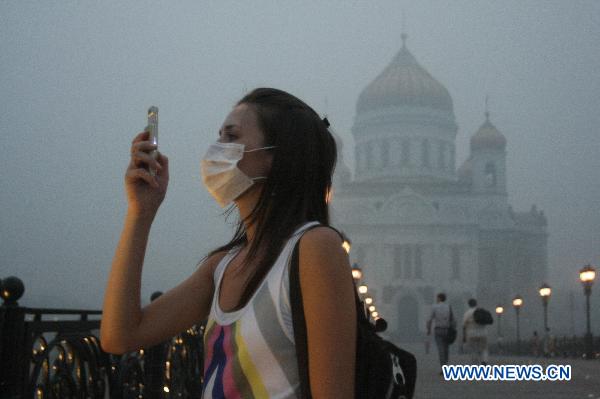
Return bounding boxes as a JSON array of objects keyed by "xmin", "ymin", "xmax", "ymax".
[
  {"xmin": 0, "ymin": 276, "xmax": 206, "ymax": 398},
  {"xmin": 162, "ymin": 325, "xmax": 205, "ymax": 398},
  {"xmin": 28, "ymin": 331, "xmax": 111, "ymax": 398}
]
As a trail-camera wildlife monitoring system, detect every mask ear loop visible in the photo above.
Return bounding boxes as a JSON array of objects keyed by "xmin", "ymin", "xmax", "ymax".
[
  {"xmin": 244, "ymin": 145, "xmax": 277, "ymax": 153},
  {"xmin": 245, "ymin": 146, "xmax": 276, "ymax": 195}
]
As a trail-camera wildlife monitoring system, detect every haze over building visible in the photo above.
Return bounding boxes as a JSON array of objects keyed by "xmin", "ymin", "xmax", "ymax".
[{"xmin": 331, "ymin": 34, "xmax": 548, "ymax": 340}]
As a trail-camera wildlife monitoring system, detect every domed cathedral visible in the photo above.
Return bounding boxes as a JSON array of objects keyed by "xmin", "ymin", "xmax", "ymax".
[{"xmin": 330, "ymin": 34, "xmax": 548, "ymax": 342}]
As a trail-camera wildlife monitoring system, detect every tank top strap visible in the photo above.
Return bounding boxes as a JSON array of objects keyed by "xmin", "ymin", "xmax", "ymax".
[
  {"xmin": 269, "ymin": 221, "xmax": 322, "ymax": 342},
  {"xmin": 212, "ymin": 245, "xmax": 243, "ymax": 290},
  {"xmin": 281, "ymin": 220, "xmax": 322, "ymax": 254}
]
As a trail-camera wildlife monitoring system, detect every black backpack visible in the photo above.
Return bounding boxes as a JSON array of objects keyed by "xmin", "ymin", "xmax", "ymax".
[
  {"xmin": 446, "ymin": 307, "xmax": 458, "ymax": 345},
  {"xmin": 289, "ymin": 225, "xmax": 417, "ymax": 399},
  {"xmin": 473, "ymin": 308, "xmax": 494, "ymax": 325}
]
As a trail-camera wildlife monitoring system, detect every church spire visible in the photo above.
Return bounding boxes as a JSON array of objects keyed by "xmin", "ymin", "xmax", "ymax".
[{"xmin": 401, "ymin": 10, "xmax": 408, "ymax": 48}]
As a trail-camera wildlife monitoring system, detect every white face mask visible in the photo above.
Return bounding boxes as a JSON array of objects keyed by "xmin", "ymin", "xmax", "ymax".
[{"xmin": 200, "ymin": 141, "xmax": 276, "ymax": 208}]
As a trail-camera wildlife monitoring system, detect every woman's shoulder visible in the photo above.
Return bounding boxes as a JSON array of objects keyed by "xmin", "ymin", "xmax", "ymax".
[
  {"xmin": 298, "ymin": 225, "xmax": 349, "ymax": 278},
  {"xmin": 300, "ymin": 225, "xmax": 344, "ymax": 248}
]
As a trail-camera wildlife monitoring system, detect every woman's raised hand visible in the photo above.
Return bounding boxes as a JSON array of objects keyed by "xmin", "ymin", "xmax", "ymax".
[{"xmin": 125, "ymin": 130, "xmax": 169, "ymax": 217}]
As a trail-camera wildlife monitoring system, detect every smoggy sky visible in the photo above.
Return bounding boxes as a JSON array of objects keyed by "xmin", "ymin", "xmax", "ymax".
[{"xmin": 1, "ymin": 1, "xmax": 598, "ymax": 317}]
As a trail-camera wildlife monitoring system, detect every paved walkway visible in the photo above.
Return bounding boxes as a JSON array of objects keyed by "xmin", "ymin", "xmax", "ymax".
[{"xmin": 397, "ymin": 341, "xmax": 600, "ymax": 399}]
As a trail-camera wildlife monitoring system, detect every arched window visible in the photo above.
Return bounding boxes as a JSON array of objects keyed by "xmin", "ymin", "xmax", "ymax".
[
  {"xmin": 484, "ymin": 162, "xmax": 497, "ymax": 187},
  {"xmin": 392, "ymin": 140, "xmax": 401, "ymax": 166},
  {"xmin": 381, "ymin": 140, "xmax": 389, "ymax": 167},
  {"xmin": 404, "ymin": 245, "xmax": 413, "ymax": 279},
  {"xmin": 422, "ymin": 139, "xmax": 430, "ymax": 168},
  {"xmin": 415, "ymin": 245, "xmax": 423, "ymax": 279},
  {"xmin": 401, "ymin": 139, "xmax": 410, "ymax": 166},
  {"xmin": 437, "ymin": 141, "xmax": 446, "ymax": 170},
  {"xmin": 393, "ymin": 245, "xmax": 403, "ymax": 279}
]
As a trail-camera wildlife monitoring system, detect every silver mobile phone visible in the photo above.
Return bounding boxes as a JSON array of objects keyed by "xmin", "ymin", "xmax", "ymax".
[{"xmin": 147, "ymin": 106, "xmax": 159, "ymax": 176}]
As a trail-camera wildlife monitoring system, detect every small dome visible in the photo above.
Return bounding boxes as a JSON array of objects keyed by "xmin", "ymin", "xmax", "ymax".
[
  {"xmin": 470, "ymin": 113, "xmax": 506, "ymax": 151},
  {"xmin": 356, "ymin": 35, "xmax": 453, "ymax": 114}
]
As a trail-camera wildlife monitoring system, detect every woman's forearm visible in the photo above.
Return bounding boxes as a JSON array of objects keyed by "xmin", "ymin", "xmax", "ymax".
[{"xmin": 100, "ymin": 209, "xmax": 155, "ymax": 353}]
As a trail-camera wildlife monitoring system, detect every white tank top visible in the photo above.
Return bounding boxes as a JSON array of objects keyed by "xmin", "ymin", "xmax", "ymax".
[{"xmin": 202, "ymin": 221, "xmax": 320, "ymax": 399}]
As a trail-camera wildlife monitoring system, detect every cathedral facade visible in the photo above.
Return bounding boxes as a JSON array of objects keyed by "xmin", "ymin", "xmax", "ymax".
[{"xmin": 331, "ymin": 36, "xmax": 548, "ymax": 341}]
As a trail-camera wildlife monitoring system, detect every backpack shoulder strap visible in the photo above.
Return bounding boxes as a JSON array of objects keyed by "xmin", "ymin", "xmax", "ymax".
[
  {"xmin": 290, "ymin": 235, "xmax": 309, "ymax": 398},
  {"xmin": 290, "ymin": 223, "xmax": 334, "ymax": 399}
]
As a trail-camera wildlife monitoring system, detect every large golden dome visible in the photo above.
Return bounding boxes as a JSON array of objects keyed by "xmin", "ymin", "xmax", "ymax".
[{"xmin": 356, "ymin": 35, "xmax": 453, "ymax": 114}]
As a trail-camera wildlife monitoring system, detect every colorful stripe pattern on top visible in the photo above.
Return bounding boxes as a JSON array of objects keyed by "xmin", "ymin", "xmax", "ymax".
[{"xmin": 202, "ymin": 221, "xmax": 321, "ymax": 399}]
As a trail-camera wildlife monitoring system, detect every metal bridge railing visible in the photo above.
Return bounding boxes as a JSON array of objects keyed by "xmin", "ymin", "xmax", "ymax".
[{"xmin": 0, "ymin": 276, "xmax": 204, "ymax": 399}]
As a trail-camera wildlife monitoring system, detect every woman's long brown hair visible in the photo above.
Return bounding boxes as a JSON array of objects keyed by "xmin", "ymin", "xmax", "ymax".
[{"xmin": 200, "ymin": 87, "xmax": 338, "ymax": 310}]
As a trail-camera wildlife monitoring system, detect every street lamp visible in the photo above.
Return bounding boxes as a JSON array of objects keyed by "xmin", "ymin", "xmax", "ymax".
[
  {"xmin": 351, "ymin": 263, "xmax": 363, "ymax": 282},
  {"xmin": 364, "ymin": 296, "xmax": 373, "ymax": 305},
  {"xmin": 579, "ymin": 264, "xmax": 596, "ymax": 359},
  {"xmin": 341, "ymin": 236, "xmax": 351, "ymax": 254},
  {"xmin": 512, "ymin": 296, "xmax": 523, "ymax": 351},
  {"xmin": 358, "ymin": 284, "xmax": 368, "ymax": 295},
  {"xmin": 495, "ymin": 305, "xmax": 504, "ymax": 338},
  {"xmin": 539, "ymin": 283, "xmax": 552, "ymax": 334}
]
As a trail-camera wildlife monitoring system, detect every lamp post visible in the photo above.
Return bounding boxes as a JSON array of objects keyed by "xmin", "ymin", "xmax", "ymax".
[
  {"xmin": 351, "ymin": 263, "xmax": 362, "ymax": 282},
  {"xmin": 495, "ymin": 305, "xmax": 504, "ymax": 338},
  {"xmin": 341, "ymin": 233, "xmax": 351, "ymax": 255},
  {"xmin": 539, "ymin": 283, "xmax": 552, "ymax": 334},
  {"xmin": 512, "ymin": 296, "xmax": 523, "ymax": 352},
  {"xmin": 579, "ymin": 264, "xmax": 596, "ymax": 359},
  {"xmin": 358, "ymin": 284, "xmax": 368, "ymax": 295}
]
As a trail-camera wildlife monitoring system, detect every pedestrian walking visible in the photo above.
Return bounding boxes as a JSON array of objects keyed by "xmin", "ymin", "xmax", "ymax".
[
  {"xmin": 531, "ymin": 330, "xmax": 540, "ymax": 357},
  {"xmin": 426, "ymin": 293, "xmax": 456, "ymax": 374},
  {"xmin": 462, "ymin": 299, "xmax": 489, "ymax": 365}
]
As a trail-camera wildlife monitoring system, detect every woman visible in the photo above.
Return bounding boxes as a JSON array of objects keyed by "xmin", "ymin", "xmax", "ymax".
[{"xmin": 100, "ymin": 88, "xmax": 357, "ymax": 398}]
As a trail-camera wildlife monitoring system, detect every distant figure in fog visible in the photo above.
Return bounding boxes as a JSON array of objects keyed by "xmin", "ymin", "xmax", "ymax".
[
  {"xmin": 426, "ymin": 292, "xmax": 455, "ymax": 374},
  {"xmin": 462, "ymin": 298, "xmax": 488, "ymax": 365},
  {"xmin": 531, "ymin": 330, "xmax": 540, "ymax": 357}
]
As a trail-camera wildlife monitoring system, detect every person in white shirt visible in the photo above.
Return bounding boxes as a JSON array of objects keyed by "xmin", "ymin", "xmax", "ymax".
[{"xmin": 462, "ymin": 298, "xmax": 489, "ymax": 365}]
